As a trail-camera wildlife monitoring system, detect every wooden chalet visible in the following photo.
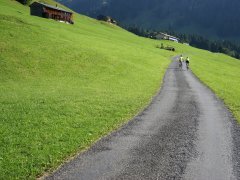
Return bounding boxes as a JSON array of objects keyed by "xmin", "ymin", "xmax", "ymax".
[{"xmin": 30, "ymin": 2, "xmax": 74, "ymax": 24}]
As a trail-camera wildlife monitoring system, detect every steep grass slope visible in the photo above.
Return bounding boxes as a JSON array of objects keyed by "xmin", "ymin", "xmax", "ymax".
[{"xmin": 0, "ymin": 0, "xmax": 173, "ymax": 179}]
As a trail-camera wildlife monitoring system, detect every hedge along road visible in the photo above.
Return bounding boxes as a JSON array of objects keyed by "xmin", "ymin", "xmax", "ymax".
[{"xmin": 46, "ymin": 57, "xmax": 240, "ymax": 180}]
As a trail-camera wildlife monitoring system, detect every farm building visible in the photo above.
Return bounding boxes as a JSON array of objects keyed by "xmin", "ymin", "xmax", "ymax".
[
  {"xmin": 97, "ymin": 15, "xmax": 117, "ymax": 25},
  {"xmin": 156, "ymin": 33, "xmax": 179, "ymax": 42},
  {"xmin": 29, "ymin": 2, "xmax": 74, "ymax": 24}
]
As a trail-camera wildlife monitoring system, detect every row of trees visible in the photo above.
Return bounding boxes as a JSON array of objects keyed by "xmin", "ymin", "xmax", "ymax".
[
  {"xmin": 125, "ymin": 25, "xmax": 240, "ymax": 59},
  {"xmin": 17, "ymin": 0, "xmax": 32, "ymax": 5},
  {"xmin": 166, "ymin": 31, "xmax": 240, "ymax": 59}
]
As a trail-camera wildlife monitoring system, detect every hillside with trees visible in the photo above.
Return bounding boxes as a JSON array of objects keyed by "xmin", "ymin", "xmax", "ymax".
[
  {"xmin": 126, "ymin": 26, "xmax": 240, "ymax": 59},
  {"xmin": 56, "ymin": 0, "xmax": 240, "ymax": 43}
]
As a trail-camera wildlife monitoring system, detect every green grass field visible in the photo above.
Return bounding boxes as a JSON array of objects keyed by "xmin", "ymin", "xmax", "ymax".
[
  {"xmin": 0, "ymin": 0, "xmax": 174, "ymax": 179},
  {"xmin": 0, "ymin": 0, "xmax": 240, "ymax": 179}
]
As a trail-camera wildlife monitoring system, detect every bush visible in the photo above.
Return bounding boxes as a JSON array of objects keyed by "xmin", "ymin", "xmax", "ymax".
[{"xmin": 17, "ymin": 0, "xmax": 32, "ymax": 5}]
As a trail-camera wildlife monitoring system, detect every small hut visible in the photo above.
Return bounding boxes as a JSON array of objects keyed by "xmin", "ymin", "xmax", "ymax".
[
  {"xmin": 30, "ymin": 2, "xmax": 74, "ymax": 24},
  {"xmin": 97, "ymin": 15, "xmax": 117, "ymax": 25}
]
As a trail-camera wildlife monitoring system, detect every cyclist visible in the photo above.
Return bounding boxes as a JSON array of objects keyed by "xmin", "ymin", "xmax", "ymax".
[
  {"xmin": 179, "ymin": 55, "xmax": 183, "ymax": 69},
  {"xmin": 186, "ymin": 57, "xmax": 190, "ymax": 70}
]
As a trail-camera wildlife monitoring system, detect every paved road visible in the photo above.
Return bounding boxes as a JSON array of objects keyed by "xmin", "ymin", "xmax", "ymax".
[{"xmin": 46, "ymin": 57, "xmax": 240, "ymax": 180}]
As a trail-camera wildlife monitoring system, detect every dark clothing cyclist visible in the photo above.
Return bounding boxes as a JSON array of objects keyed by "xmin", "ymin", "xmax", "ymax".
[{"xmin": 186, "ymin": 57, "xmax": 190, "ymax": 70}]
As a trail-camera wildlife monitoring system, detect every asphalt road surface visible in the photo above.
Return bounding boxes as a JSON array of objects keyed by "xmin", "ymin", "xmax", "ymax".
[{"xmin": 46, "ymin": 57, "xmax": 240, "ymax": 180}]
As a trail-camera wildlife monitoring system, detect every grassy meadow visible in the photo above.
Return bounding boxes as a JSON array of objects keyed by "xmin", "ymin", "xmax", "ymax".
[
  {"xmin": 0, "ymin": 0, "xmax": 174, "ymax": 179},
  {"xmin": 1, "ymin": 0, "xmax": 240, "ymax": 179}
]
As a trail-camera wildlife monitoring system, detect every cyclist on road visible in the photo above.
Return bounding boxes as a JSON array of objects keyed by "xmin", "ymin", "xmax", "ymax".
[
  {"xmin": 186, "ymin": 57, "xmax": 190, "ymax": 70},
  {"xmin": 179, "ymin": 55, "xmax": 183, "ymax": 69}
]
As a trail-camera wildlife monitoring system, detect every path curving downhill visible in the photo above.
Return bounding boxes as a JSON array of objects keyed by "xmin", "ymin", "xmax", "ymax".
[{"xmin": 46, "ymin": 57, "xmax": 240, "ymax": 180}]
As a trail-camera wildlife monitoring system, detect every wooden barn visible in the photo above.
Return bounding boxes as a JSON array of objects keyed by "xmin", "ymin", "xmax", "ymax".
[{"xmin": 30, "ymin": 2, "xmax": 74, "ymax": 24}]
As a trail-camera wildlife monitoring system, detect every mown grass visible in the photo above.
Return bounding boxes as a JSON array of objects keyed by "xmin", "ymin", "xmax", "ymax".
[
  {"xmin": 0, "ymin": 0, "xmax": 174, "ymax": 179},
  {"xmin": 165, "ymin": 41, "xmax": 240, "ymax": 123}
]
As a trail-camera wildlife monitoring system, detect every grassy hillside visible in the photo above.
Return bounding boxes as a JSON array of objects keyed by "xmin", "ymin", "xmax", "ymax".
[
  {"xmin": 1, "ymin": 0, "xmax": 240, "ymax": 179},
  {"xmin": 0, "ymin": 0, "xmax": 173, "ymax": 179}
]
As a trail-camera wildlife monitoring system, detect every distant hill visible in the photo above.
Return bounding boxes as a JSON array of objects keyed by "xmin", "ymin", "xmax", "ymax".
[{"xmin": 56, "ymin": 0, "xmax": 240, "ymax": 42}]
